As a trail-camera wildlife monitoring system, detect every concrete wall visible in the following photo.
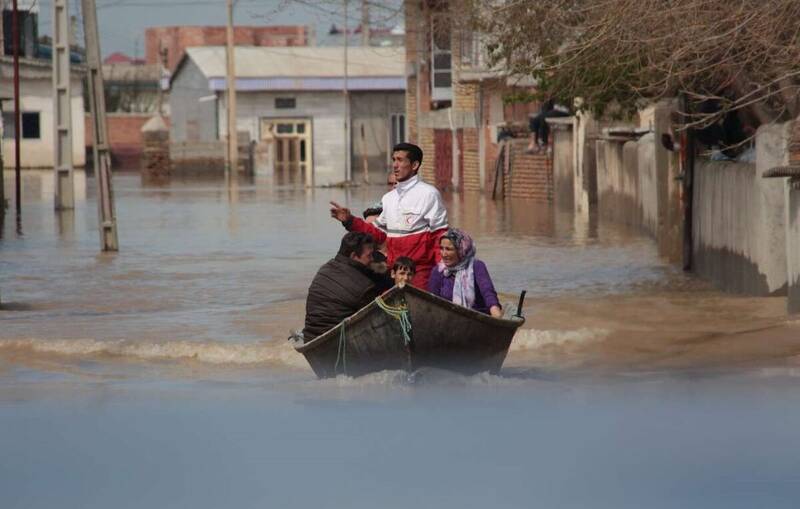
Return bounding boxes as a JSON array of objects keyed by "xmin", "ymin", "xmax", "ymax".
[
  {"xmin": 692, "ymin": 122, "xmax": 789, "ymax": 296},
  {"xmin": 596, "ymin": 139, "xmax": 646, "ymax": 230},
  {"xmin": 788, "ymin": 185, "xmax": 800, "ymax": 313},
  {"xmin": 169, "ymin": 59, "xmax": 218, "ymax": 144},
  {"xmin": 349, "ymin": 91, "xmax": 406, "ymax": 179},
  {"xmin": 594, "ymin": 100, "xmax": 682, "ymax": 261},
  {"xmin": 2, "ymin": 76, "xmax": 85, "ymax": 168},
  {"xmin": 221, "ymin": 90, "xmax": 346, "ymax": 186},
  {"xmin": 552, "ymin": 124, "xmax": 574, "ymax": 210},
  {"xmin": 637, "ymin": 133, "xmax": 658, "ymax": 235}
]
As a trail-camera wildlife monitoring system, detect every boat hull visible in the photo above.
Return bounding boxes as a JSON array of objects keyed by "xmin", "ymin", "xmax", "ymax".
[{"xmin": 294, "ymin": 286, "xmax": 524, "ymax": 378}]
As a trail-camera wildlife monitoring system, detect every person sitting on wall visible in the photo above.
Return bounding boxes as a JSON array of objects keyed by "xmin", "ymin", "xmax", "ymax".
[
  {"xmin": 329, "ymin": 143, "xmax": 448, "ymax": 289},
  {"xmin": 302, "ymin": 232, "xmax": 381, "ymax": 342},
  {"xmin": 428, "ymin": 228, "xmax": 503, "ymax": 318},
  {"xmin": 527, "ymin": 98, "xmax": 571, "ymax": 154}
]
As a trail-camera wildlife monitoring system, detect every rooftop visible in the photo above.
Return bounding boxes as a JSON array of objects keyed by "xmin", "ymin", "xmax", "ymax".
[{"xmin": 183, "ymin": 46, "xmax": 404, "ymax": 79}]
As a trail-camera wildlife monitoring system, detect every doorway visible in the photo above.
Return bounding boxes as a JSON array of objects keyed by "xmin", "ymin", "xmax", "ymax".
[{"xmin": 260, "ymin": 118, "xmax": 312, "ymax": 184}]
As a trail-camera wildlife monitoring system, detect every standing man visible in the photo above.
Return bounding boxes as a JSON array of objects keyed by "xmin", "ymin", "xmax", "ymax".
[{"xmin": 330, "ymin": 143, "xmax": 448, "ymax": 288}]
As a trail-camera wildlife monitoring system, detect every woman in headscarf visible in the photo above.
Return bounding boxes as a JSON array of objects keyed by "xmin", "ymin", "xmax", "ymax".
[{"xmin": 427, "ymin": 228, "xmax": 502, "ymax": 318}]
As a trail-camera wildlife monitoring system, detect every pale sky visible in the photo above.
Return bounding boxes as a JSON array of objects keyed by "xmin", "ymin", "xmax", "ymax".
[{"xmin": 30, "ymin": 0, "xmax": 403, "ymax": 57}]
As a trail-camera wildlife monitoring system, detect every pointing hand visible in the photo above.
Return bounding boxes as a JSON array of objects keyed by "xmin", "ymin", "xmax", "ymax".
[{"xmin": 329, "ymin": 201, "xmax": 353, "ymax": 223}]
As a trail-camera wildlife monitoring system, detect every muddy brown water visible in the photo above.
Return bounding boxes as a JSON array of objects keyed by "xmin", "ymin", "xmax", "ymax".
[{"xmin": 1, "ymin": 170, "xmax": 799, "ymax": 509}]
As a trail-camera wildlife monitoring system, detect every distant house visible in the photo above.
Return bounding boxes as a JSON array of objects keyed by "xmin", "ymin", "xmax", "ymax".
[
  {"xmin": 0, "ymin": 2, "xmax": 85, "ymax": 169},
  {"xmin": 146, "ymin": 25, "xmax": 311, "ymax": 72},
  {"xmin": 103, "ymin": 52, "xmax": 146, "ymax": 65},
  {"xmin": 83, "ymin": 62, "xmax": 169, "ymax": 169},
  {"xmin": 168, "ymin": 46, "xmax": 406, "ymax": 185},
  {"xmin": 403, "ymin": 0, "xmax": 547, "ymax": 198}
]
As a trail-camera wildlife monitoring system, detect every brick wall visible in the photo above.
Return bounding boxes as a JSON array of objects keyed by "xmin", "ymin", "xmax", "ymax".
[
  {"xmin": 85, "ymin": 114, "xmax": 171, "ymax": 169},
  {"xmin": 454, "ymin": 82, "xmax": 479, "ymax": 113},
  {"xmin": 461, "ymin": 128, "xmax": 480, "ymax": 190},
  {"xmin": 146, "ymin": 26, "xmax": 309, "ymax": 71},
  {"xmin": 418, "ymin": 126, "xmax": 436, "ymax": 182},
  {"xmin": 503, "ymin": 140, "xmax": 553, "ymax": 201}
]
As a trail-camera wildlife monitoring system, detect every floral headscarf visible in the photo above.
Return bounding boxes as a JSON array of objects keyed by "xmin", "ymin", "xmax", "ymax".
[{"xmin": 438, "ymin": 228, "xmax": 477, "ymax": 308}]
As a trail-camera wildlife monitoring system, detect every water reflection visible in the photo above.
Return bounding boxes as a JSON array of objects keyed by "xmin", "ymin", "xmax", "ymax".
[{"xmin": 1, "ymin": 169, "xmax": 87, "ymax": 204}]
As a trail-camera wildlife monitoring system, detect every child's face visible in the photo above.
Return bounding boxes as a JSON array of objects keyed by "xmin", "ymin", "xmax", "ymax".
[{"xmin": 391, "ymin": 267, "xmax": 415, "ymax": 287}]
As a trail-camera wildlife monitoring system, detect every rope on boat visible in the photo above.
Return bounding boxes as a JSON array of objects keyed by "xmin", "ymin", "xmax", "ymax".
[
  {"xmin": 333, "ymin": 297, "xmax": 412, "ymax": 376},
  {"xmin": 376, "ymin": 297, "xmax": 412, "ymax": 346}
]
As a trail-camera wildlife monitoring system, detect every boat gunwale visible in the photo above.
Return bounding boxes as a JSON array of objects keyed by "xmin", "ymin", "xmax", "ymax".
[{"xmin": 294, "ymin": 285, "xmax": 524, "ymax": 354}]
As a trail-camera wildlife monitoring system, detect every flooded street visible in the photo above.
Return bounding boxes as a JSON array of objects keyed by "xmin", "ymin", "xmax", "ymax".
[{"xmin": 2, "ymin": 171, "xmax": 800, "ymax": 508}]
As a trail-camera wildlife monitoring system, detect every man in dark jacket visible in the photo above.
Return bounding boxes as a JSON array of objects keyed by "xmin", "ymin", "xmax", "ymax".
[{"xmin": 302, "ymin": 232, "xmax": 381, "ymax": 341}]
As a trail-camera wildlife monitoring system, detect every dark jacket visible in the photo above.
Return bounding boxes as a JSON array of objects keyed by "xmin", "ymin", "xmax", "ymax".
[{"xmin": 302, "ymin": 254, "xmax": 380, "ymax": 341}]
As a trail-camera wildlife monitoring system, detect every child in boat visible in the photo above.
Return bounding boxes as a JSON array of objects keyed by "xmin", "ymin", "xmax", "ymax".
[
  {"xmin": 391, "ymin": 257, "xmax": 416, "ymax": 288},
  {"xmin": 427, "ymin": 228, "xmax": 502, "ymax": 318}
]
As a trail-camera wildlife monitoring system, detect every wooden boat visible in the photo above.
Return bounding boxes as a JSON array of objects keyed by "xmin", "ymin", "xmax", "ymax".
[{"xmin": 292, "ymin": 285, "xmax": 525, "ymax": 378}]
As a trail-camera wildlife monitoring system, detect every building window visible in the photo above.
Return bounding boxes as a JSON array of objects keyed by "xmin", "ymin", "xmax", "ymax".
[
  {"xmin": 2, "ymin": 112, "xmax": 41, "ymax": 139},
  {"xmin": 431, "ymin": 14, "xmax": 453, "ymax": 102},
  {"xmin": 275, "ymin": 97, "xmax": 296, "ymax": 109},
  {"xmin": 460, "ymin": 31, "xmax": 488, "ymax": 69},
  {"xmin": 389, "ymin": 113, "xmax": 405, "ymax": 149}
]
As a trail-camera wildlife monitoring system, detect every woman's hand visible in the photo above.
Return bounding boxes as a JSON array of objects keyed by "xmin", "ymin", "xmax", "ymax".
[{"xmin": 489, "ymin": 305, "xmax": 502, "ymax": 318}]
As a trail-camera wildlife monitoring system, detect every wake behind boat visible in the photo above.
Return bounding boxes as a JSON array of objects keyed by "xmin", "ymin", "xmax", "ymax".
[{"xmin": 292, "ymin": 285, "xmax": 525, "ymax": 378}]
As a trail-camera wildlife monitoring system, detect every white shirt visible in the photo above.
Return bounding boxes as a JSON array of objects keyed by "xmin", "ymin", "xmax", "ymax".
[{"xmin": 375, "ymin": 175, "xmax": 448, "ymax": 238}]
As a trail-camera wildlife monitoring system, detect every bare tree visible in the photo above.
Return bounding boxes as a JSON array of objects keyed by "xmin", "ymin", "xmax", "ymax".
[{"xmin": 458, "ymin": 0, "xmax": 800, "ymax": 130}]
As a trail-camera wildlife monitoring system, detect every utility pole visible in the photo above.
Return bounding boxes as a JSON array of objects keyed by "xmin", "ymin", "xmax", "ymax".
[
  {"xmin": 156, "ymin": 45, "xmax": 167, "ymax": 115},
  {"xmin": 53, "ymin": 0, "xmax": 75, "ymax": 210},
  {"xmin": 12, "ymin": 0, "xmax": 21, "ymax": 215},
  {"xmin": 343, "ymin": 0, "xmax": 350, "ymax": 182},
  {"xmin": 225, "ymin": 0, "xmax": 238, "ymax": 176},
  {"xmin": 82, "ymin": 0, "xmax": 119, "ymax": 251},
  {"xmin": 361, "ymin": 0, "xmax": 369, "ymax": 47}
]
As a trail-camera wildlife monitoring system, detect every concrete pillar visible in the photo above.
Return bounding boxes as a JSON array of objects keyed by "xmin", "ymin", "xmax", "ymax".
[
  {"xmin": 788, "ymin": 185, "xmax": 800, "ymax": 313},
  {"xmin": 786, "ymin": 119, "xmax": 800, "ymax": 313},
  {"xmin": 141, "ymin": 115, "xmax": 170, "ymax": 182},
  {"xmin": 755, "ymin": 122, "xmax": 789, "ymax": 294}
]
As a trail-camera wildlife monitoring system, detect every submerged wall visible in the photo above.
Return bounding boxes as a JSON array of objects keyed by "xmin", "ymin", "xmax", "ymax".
[{"xmin": 692, "ymin": 122, "xmax": 789, "ymax": 296}]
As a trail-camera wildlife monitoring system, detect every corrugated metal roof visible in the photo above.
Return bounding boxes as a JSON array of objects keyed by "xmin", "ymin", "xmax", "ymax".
[{"xmin": 185, "ymin": 46, "xmax": 404, "ymax": 79}]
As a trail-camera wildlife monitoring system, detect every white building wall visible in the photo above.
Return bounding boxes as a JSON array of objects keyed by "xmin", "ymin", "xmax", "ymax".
[
  {"xmin": 219, "ymin": 91, "xmax": 347, "ymax": 185},
  {"xmin": 2, "ymin": 76, "xmax": 86, "ymax": 168}
]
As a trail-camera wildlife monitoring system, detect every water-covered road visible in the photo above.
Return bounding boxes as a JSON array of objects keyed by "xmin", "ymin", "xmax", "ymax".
[{"xmin": 1, "ymin": 171, "xmax": 799, "ymax": 508}]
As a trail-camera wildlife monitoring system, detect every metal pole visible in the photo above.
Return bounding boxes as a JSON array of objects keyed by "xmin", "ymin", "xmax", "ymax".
[
  {"xmin": 343, "ymin": 0, "xmax": 350, "ymax": 182},
  {"xmin": 53, "ymin": 0, "xmax": 75, "ymax": 210},
  {"xmin": 361, "ymin": 0, "xmax": 369, "ymax": 47},
  {"xmin": 12, "ymin": 0, "xmax": 21, "ymax": 214},
  {"xmin": 156, "ymin": 44, "xmax": 167, "ymax": 115},
  {"xmin": 225, "ymin": 0, "xmax": 238, "ymax": 176},
  {"xmin": 82, "ymin": 0, "xmax": 119, "ymax": 251}
]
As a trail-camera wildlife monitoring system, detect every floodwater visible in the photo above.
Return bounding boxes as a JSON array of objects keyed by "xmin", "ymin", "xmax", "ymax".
[{"xmin": 2, "ymin": 170, "xmax": 800, "ymax": 508}]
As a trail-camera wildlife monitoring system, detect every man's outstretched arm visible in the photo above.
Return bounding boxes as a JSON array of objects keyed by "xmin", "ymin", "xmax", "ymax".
[{"xmin": 329, "ymin": 201, "xmax": 387, "ymax": 244}]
